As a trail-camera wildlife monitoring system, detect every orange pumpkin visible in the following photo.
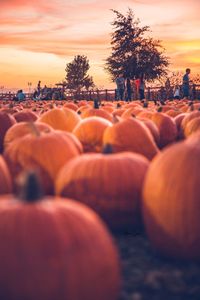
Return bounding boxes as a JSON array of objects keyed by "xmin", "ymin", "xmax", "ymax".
[
  {"xmin": 0, "ymin": 172, "xmax": 120, "ymax": 300},
  {"xmin": 13, "ymin": 110, "xmax": 38, "ymax": 122},
  {"xmin": 38, "ymin": 108, "xmax": 71, "ymax": 131},
  {"xmin": 0, "ymin": 112, "xmax": 16, "ymax": 153},
  {"xmin": 150, "ymin": 112, "xmax": 177, "ymax": 148},
  {"xmin": 63, "ymin": 102, "xmax": 79, "ymax": 111},
  {"xmin": 4, "ymin": 122, "xmax": 53, "ymax": 149},
  {"xmin": 137, "ymin": 117, "xmax": 160, "ymax": 146},
  {"xmin": 73, "ymin": 116, "xmax": 112, "ymax": 152},
  {"xmin": 174, "ymin": 113, "xmax": 188, "ymax": 140},
  {"xmin": 81, "ymin": 103, "xmax": 113, "ymax": 122},
  {"xmin": 103, "ymin": 118, "xmax": 159, "ymax": 160},
  {"xmin": 4, "ymin": 129, "xmax": 80, "ymax": 195},
  {"xmin": 0, "ymin": 155, "xmax": 12, "ymax": 194},
  {"xmin": 181, "ymin": 111, "xmax": 200, "ymax": 137},
  {"xmin": 56, "ymin": 151, "xmax": 149, "ymax": 230},
  {"xmin": 142, "ymin": 138, "xmax": 200, "ymax": 260},
  {"xmin": 184, "ymin": 116, "xmax": 200, "ymax": 138}
]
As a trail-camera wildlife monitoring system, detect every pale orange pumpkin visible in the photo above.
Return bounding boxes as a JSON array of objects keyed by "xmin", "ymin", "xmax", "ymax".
[
  {"xmin": 38, "ymin": 108, "xmax": 70, "ymax": 131},
  {"xmin": 62, "ymin": 108, "xmax": 81, "ymax": 132},
  {"xmin": 73, "ymin": 116, "xmax": 112, "ymax": 152}
]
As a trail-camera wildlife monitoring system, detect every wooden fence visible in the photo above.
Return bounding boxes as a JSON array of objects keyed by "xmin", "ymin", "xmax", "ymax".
[{"xmin": 0, "ymin": 84, "xmax": 200, "ymax": 102}]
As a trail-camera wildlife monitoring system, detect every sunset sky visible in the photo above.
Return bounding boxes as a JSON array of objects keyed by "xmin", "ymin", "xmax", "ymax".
[{"xmin": 0, "ymin": 0, "xmax": 200, "ymax": 91}]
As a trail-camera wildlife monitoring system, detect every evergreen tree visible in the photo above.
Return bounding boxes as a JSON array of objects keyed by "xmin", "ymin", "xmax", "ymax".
[
  {"xmin": 65, "ymin": 55, "xmax": 94, "ymax": 92},
  {"xmin": 105, "ymin": 9, "xmax": 169, "ymax": 81}
]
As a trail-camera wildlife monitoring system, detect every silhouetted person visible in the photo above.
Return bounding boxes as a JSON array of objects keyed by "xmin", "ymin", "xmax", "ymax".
[
  {"xmin": 182, "ymin": 68, "xmax": 191, "ymax": 99},
  {"xmin": 125, "ymin": 77, "xmax": 132, "ymax": 102},
  {"xmin": 115, "ymin": 74, "xmax": 125, "ymax": 100},
  {"xmin": 37, "ymin": 80, "xmax": 41, "ymax": 95},
  {"xmin": 138, "ymin": 74, "xmax": 145, "ymax": 101}
]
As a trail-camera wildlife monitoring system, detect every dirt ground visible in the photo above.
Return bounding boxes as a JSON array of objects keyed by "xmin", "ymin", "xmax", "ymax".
[{"xmin": 114, "ymin": 233, "xmax": 200, "ymax": 300}]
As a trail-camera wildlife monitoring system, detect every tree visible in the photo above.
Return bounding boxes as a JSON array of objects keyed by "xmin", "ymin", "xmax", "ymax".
[
  {"xmin": 65, "ymin": 55, "xmax": 94, "ymax": 93},
  {"xmin": 105, "ymin": 9, "xmax": 169, "ymax": 82}
]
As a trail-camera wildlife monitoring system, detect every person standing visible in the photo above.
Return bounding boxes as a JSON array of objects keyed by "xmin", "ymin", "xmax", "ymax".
[
  {"xmin": 125, "ymin": 77, "xmax": 132, "ymax": 102},
  {"xmin": 115, "ymin": 74, "xmax": 125, "ymax": 100},
  {"xmin": 174, "ymin": 85, "xmax": 180, "ymax": 100},
  {"xmin": 37, "ymin": 80, "xmax": 41, "ymax": 96},
  {"xmin": 182, "ymin": 68, "xmax": 191, "ymax": 99},
  {"xmin": 138, "ymin": 73, "xmax": 145, "ymax": 101}
]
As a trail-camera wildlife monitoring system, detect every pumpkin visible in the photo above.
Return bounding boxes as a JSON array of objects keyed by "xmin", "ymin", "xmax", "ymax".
[
  {"xmin": 38, "ymin": 108, "xmax": 71, "ymax": 131},
  {"xmin": 0, "ymin": 155, "xmax": 12, "ymax": 194},
  {"xmin": 56, "ymin": 150, "xmax": 149, "ymax": 230},
  {"xmin": 121, "ymin": 107, "xmax": 143, "ymax": 119},
  {"xmin": 174, "ymin": 113, "xmax": 188, "ymax": 140},
  {"xmin": 149, "ymin": 112, "xmax": 177, "ymax": 148},
  {"xmin": 0, "ymin": 111, "xmax": 16, "ymax": 153},
  {"xmin": 184, "ymin": 116, "xmax": 200, "ymax": 138},
  {"xmin": 142, "ymin": 138, "xmax": 200, "ymax": 260},
  {"xmin": 81, "ymin": 102, "xmax": 113, "ymax": 122},
  {"xmin": 0, "ymin": 172, "xmax": 120, "ymax": 300},
  {"xmin": 103, "ymin": 117, "xmax": 159, "ymax": 160},
  {"xmin": 4, "ymin": 122, "xmax": 53, "ymax": 149},
  {"xmin": 4, "ymin": 128, "xmax": 80, "ymax": 195},
  {"xmin": 137, "ymin": 117, "xmax": 160, "ymax": 146},
  {"xmin": 13, "ymin": 110, "xmax": 38, "ymax": 122},
  {"xmin": 181, "ymin": 111, "xmax": 200, "ymax": 137},
  {"xmin": 73, "ymin": 116, "xmax": 112, "ymax": 152},
  {"xmin": 62, "ymin": 108, "xmax": 81, "ymax": 132},
  {"xmin": 63, "ymin": 102, "xmax": 79, "ymax": 111}
]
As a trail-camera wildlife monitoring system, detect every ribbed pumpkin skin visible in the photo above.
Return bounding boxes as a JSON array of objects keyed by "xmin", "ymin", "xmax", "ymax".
[
  {"xmin": 56, "ymin": 152, "xmax": 149, "ymax": 230},
  {"xmin": 137, "ymin": 118, "xmax": 160, "ymax": 146},
  {"xmin": 62, "ymin": 108, "xmax": 81, "ymax": 132},
  {"xmin": 184, "ymin": 116, "xmax": 200, "ymax": 138},
  {"xmin": 103, "ymin": 118, "xmax": 159, "ymax": 160},
  {"xmin": 149, "ymin": 112, "xmax": 177, "ymax": 148},
  {"xmin": 0, "ymin": 155, "xmax": 12, "ymax": 194},
  {"xmin": 181, "ymin": 111, "xmax": 200, "ymax": 135},
  {"xmin": 13, "ymin": 110, "xmax": 38, "ymax": 123},
  {"xmin": 73, "ymin": 116, "xmax": 112, "ymax": 153},
  {"xmin": 38, "ymin": 108, "xmax": 72, "ymax": 131},
  {"xmin": 0, "ymin": 112, "xmax": 16, "ymax": 153},
  {"xmin": 142, "ymin": 139, "xmax": 200, "ymax": 260},
  {"xmin": 0, "ymin": 198, "xmax": 120, "ymax": 300},
  {"xmin": 4, "ymin": 122, "xmax": 52, "ymax": 149},
  {"xmin": 81, "ymin": 108, "xmax": 113, "ymax": 122},
  {"xmin": 4, "ymin": 131, "xmax": 80, "ymax": 195}
]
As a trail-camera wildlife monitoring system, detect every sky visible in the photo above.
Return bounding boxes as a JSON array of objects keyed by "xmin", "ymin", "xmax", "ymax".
[{"xmin": 0, "ymin": 0, "xmax": 200, "ymax": 91}]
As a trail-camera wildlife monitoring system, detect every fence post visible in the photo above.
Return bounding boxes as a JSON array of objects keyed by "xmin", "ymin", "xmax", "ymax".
[{"xmin": 105, "ymin": 89, "xmax": 108, "ymax": 101}]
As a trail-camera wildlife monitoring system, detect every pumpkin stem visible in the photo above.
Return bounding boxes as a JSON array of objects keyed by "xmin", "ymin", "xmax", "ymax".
[
  {"xmin": 157, "ymin": 106, "xmax": 163, "ymax": 112},
  {"xmin": 102, "ymin": 144, "xmax": 113, "ymax": 154},
  {"xmin": 28, "ymin": 122, "xmax": 40, "ymax": 137},
  {"xmin": 116, "ymin": 102, "xmax": 121, "ymax": 108},
  {"xmin": 19, "ymin": 172, "xmax": 43, "ymax": 202}
]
